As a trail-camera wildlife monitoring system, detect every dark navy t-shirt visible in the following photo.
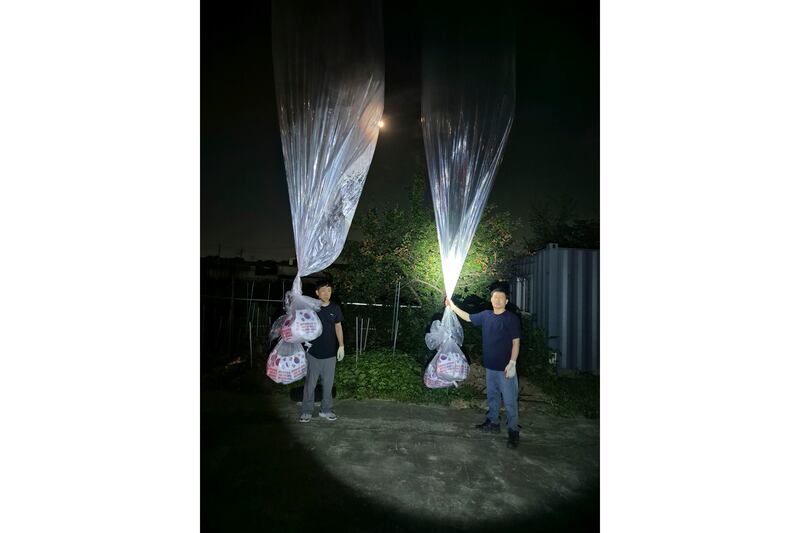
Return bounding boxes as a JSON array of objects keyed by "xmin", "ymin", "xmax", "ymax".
[
  {"xmin": 469, "ymin": 310, "xmax": 521, "ymax": 371},
  {"xmin": 308, "ymin": 302, "xmax": 344, "ymax": 359}
]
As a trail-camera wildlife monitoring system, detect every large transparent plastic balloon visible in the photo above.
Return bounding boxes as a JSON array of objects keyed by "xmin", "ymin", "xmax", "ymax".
[
  {"xmin": 272, "ymin": 0, "xmax": 384, "ymax": 293},
  {"xmin": 421, "ymin": 6, "xmax": 515, "ymax": 299}
]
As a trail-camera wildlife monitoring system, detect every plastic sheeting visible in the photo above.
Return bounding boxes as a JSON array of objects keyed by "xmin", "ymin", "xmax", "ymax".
[
  {"xmin": 272, "ymin": 0, "xmax": 384, "ymax": 294},
  {"xmin": 425, "ymin": 308, "xmax": 464, "ymax": 348},
  {"xmin": 266, "ymin": 291, "xmax": 323, "ymax": 384},
  {"xmin": 421, "ymin": 7, "xmax": 514, "ymax": 390},
  {"xmin": 273, "ymin": 291, "xmax": 323, "ymax": 344},
  {"xmin": 421, "ymin": 6, "xmax": 515, "ymax": 298},
  {"xmin": 424, "ymin": 308, "xmax": 469, "ymax": 388},
  {"xmin": 268, "ymin": 1, "xmax": 382, "ymax": 384},
  {"xmin": 266, "ymin": 339, "xmax": 308, "ymax": 385}
]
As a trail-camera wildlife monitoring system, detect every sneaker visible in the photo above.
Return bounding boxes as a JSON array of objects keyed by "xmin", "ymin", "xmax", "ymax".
[
  {"xmin": 506, "ymin": 429, "xmax": 520, "ymax": 449},
  {"xmin": 319, "ymin": 411, "xmax": 338, "ymax": 421},
  {"xmin": 299, "ymin": 413, "xmax": 312, "ymax": 423},
  {"xmin": 475, "ymin": 419, "xmax": 500, "ymax": 433}
]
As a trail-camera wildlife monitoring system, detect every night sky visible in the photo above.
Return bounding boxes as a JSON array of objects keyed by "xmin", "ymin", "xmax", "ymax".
[{"xmin": 201, "ymin": 0, "xmax": 598, "ymax": 260}]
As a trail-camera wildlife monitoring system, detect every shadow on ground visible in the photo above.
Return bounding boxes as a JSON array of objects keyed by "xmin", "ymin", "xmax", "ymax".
[{"xmin": 202, "ymin": 373, "xmax": 599, "ymax": 532}]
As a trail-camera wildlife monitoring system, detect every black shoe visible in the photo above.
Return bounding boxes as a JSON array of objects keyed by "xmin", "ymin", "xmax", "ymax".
[
  {"xmin": 506, "ymin": 429, "xmax": 520, "ymax": 449},
  {"xmin": 475, "ymin": 419, "xmax": 500, "ymax": 433}
]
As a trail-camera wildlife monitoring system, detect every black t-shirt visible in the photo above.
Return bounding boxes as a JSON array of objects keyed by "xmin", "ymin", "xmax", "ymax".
[
  {"xmin": 307, "ymin": 302, "xmax": 344, "ymax": 359},
  {"xmin": 469, "ymin": 310, "xmax": 521, "ymax": 371}
]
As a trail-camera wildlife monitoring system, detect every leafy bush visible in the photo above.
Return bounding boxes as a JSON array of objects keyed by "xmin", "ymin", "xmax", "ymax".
[
  {"xmin": 334, "ymin": 348, "xmax": 482, "ymax": 405},
  {"xmin": 329, "ymin": 172, "xmax": 523, "ymax": 360},
  {"xmin": 516, "ymin": 315, "xmax": 553, "ymax": 377},
  {"xmin": 533, "ymin": 372, "xmax": 600, "ymax": 419}
]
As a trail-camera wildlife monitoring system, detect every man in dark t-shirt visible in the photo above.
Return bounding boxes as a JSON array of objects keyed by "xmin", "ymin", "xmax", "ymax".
[
  {"xmin": 447, "ymin": 287, "xmax": 521, "ymax": 449},
  {"xmin": 300, "ymin": 280, "xmax": 345, "ymax": 423}
]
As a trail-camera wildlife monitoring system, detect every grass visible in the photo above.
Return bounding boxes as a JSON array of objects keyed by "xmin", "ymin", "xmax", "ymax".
[
  {"xmin": 333, "ymin": 348, "xmax": 483, "ymax": 405},
  {"xmin": 201, "ymin": 348, "xmax": 599, "ymax": 418},
  {"xmin": 529, "ymin": 370, "xmax": 600, "ymax": 419}
]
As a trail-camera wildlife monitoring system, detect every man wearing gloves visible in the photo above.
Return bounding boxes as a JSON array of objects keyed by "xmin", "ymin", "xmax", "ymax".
[
  {"xmin": 446, "ymin": 287, "xmax": 521, "ymax": 449},
  {"xmin": 300, "ymin": 279, "xmax": 345, "ymax": 423}
]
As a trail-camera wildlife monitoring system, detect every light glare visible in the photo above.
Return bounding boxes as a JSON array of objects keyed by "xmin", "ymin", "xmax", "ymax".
[{"xmin": 441, "ymin": 249, "xmax": 465, "ymax": 298}]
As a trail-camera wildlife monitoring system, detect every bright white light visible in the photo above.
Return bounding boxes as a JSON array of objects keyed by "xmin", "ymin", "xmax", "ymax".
[
  {"xmin": 441, "ymin": 249, "xmax": 465, "ymax": 298},
  {"xmin": 378, "ymin": 120, "xmax": 385, "ymax": 129}
]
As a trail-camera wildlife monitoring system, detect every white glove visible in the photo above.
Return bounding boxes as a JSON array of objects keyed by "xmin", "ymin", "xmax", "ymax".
[
  {"xmin": 504, "ymin": 360, "xmax": 516, "ymax": 379},
  {"xmin": 337, "ymin": 346, "xmax": 345, "ymax": 362}
]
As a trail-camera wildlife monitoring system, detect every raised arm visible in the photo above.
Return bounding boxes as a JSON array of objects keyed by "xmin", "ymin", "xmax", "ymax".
[{"xmin": 445, "ymin": 298, "xmax": 471, "ymax": 322}]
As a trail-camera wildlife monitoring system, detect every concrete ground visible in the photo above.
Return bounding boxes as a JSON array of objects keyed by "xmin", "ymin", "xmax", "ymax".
[{"xmin": 202, "ymin": 389, "xmax": 599, "ymax": 532}]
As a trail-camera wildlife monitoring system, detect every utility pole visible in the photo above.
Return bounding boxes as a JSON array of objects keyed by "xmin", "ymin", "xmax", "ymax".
[{"xmin": 227, "ymin": 275, "xmax": 235, "ymax": 356}]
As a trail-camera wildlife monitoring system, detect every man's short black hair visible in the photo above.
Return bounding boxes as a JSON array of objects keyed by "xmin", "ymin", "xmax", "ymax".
[
  {"xmin": 315, "ymin": 279, "xmax": 333, "ymax": 290},
  {"xmin": 490, "ymin": 286, "xmax": 508, "ymax": 297}
]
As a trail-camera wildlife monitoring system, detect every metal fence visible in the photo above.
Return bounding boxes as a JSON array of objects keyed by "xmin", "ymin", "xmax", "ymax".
[{"xmin": 510, "ymin": 244, "xmax": 599, "ymax": 374}]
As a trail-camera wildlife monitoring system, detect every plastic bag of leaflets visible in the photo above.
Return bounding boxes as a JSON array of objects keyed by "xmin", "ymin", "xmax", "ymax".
[
  {"xmin": 266, "ymin": 289, "xmax": 323, "ymax": 385},
  {"xmin": 266, "ymin": 339, "xmax": 308, "ymax": 385},
  {"xmin": 424, "ymin": 308, "xmax": 469, "ymax": 388},
  {"xmin": 278, "ymin": 290, "xmax": 322, "ymax": 343}
]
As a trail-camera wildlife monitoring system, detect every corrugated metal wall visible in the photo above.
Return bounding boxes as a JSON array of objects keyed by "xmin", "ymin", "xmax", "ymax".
[{"xmin": 511, "ymin": 244, "xmax": 599, "ymax": 373}]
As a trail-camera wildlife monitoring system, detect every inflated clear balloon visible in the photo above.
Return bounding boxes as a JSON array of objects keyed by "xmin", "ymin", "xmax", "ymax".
[
  {"xmin": 272, "ymin": 0, "xmax": 384, "ymax": 286},
  {"xmin": 421, "ymin": 4, "xmax": 515, "ymax": 298}
]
